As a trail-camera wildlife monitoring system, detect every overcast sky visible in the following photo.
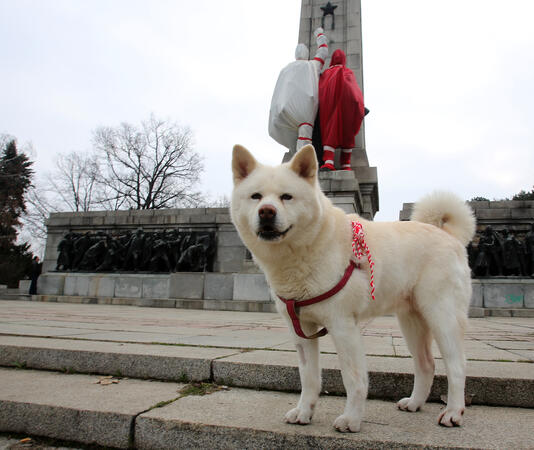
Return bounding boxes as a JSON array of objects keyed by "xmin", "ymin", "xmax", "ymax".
[{"xmin": 1, "ymin": 0, "xmax": 533, "ymax": 222}]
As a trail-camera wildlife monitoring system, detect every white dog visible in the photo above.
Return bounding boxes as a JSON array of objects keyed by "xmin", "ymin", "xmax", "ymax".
[{"xmin": 230, "ymin": 144, "xmax": 475, "ymax": 432}]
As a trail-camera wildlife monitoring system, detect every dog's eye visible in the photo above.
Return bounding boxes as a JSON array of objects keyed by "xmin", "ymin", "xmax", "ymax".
[
  {"xmin": 251, "ymin": 193, "xmax": 262, "ymax": 200},
  {"xmin": 280, "ymin": 194, "xmax": 293, "ymax": 201}
]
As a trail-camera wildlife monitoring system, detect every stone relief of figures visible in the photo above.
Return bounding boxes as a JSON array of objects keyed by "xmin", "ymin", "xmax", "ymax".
[
  {"xmin": 55, "ymin": 229, "xmax": 216, "ymax": 273},
  {"xmin": 469, "ymin": 224, "xmax": 534, "ymax": 277}
]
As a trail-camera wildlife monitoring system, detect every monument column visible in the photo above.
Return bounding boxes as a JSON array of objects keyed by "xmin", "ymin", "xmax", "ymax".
[{"xmin": 298, "ymin": 0, "xmax": 379, "ymax": 219}]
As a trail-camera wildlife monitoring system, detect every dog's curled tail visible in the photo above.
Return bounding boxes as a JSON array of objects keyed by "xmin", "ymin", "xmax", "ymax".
[{"xmin": 411, "ymin": 191, "xmax": 476, "ymax": 247}]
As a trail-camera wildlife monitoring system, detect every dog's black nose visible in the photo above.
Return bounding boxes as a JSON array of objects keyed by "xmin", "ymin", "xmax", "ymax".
[{"xmin": 259, "ymin": 204, "xmax": 276, "ymax": 222}]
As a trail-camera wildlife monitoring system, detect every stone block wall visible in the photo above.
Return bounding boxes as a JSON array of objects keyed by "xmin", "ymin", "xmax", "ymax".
[
  {"xmin": 400, "ymin": 200, "xmax": 534, "ymax": 236},
  {"xmin": 42, "ymin": 208, "xmax": 247, "ymax": 275},
  {"xmin": 471, "ymin": 279, "xmax": 534, "ymax": 309},
  {"xmin": 37, "ymin": 271, "xmax": 273, "ymax": 304}
]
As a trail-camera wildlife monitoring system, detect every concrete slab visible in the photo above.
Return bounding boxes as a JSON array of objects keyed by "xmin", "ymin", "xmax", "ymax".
[
  {"xmin": 483, "ymin": 282, "xmax": 525, "ymax": 308},
  {"xmin": 169, "ymin": 273, "xmax": 204, "ymax": 299},
  {"xmin": 38, "ymin": 274, "xmax": 66, "ymax": 295},
  {"xmin": 114, "ymin": 276, "xmax": 142, "ymax": 298},
  {"xmin": 204, "ymin": 273, "xmax": 234, "ymax": 300},
  {"xmin": 0, "ymin": 323, "xmax": 101, "ymax": 338},
  {"xmin": 233, "ymin": 273, "xmax": 270, "ymax": 301},
  {"xmin": 0, "ymin": 336, "xmax": 239, "ymax": 381},
  {"xmin": 136, "ymin": 387, "xmax": 534, "ymax": 450},
  {"xmin": 89, "ymin": 275, "xmax": 115, "ymax": 297},
  {"xmin": 0, "ymin": 368, "xmax": 182, "ymax": 449},
  {"xmin": 142, "ymin": 277, "xmax": 169, "ymax": 299},
  {"xmin": 212, "ymin": 350, "xmax": 534, "ymax": 407},
  {"xmin": 64, "ymin": 276, "xmax": 90, "ymax": 297},
  {"xmin": 471, "ymin": 282, "xmax": 483, "ymax": 307},
  {"xmin": 1, "ymin": 301, "xmax": 533, "ymax": 361}
]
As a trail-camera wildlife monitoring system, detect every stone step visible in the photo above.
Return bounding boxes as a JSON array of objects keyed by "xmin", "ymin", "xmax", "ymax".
[
  {"xmin": 7, "ymin": 294, "xmax": 529, "ymax": 317},
  {"xmin": 0, "ymin": 368, "xmax": 532, "ymax": 449},
  {"xmin": 0, "ymin": 336, "xmax": 532, "ymax": 408},
  {"xmin": 0, "ymin": 294, "xmax": 30, "ymax": 301},
  {"xmin": 18, "ymin": 294, "xmax": 277, "ymax": 312}
]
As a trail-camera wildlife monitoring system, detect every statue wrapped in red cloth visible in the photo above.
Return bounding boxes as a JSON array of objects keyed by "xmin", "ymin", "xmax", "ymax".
[{"xmin": 319, "ymin": 49, "xmax": 365, "ymax": 171}]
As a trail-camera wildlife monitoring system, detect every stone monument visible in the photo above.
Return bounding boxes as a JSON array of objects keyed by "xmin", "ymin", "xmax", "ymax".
[
  {"xmin": 22, "ymin": 1, "xmax": 380, "ymax": 311},
  {"xmin": 295, "ymin": 0, "xmax": 379, "ymax": 219},
  {"xmin": 399, "ymin": 200, "xmax": 534, "ymax": 314}
]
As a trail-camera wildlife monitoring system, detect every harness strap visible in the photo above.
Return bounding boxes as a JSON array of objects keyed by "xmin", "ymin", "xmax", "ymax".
[
  {"xmin": 277, "ymin": 221, "xmax": 375, "ymax": 340},
  {"xmin": 285, "ymin": 299, "xmax": 328, "ymax": 339},
  {"xmin": 279, "ymin": 261, "xmax": 357, "ymax": 339}
]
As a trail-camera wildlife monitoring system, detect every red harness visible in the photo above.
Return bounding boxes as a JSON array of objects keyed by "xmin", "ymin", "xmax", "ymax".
[{"xmin": 277, "ymin": 221, "xmax": 375, "ymax": 340}]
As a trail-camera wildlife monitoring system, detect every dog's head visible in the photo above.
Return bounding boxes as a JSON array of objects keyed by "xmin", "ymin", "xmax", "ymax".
[{"xmin": 231, "ymin": 144, "xmax": 324, "ymax": 249}]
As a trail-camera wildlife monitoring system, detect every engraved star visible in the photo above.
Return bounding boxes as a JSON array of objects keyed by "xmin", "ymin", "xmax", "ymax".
[{"xmin": 321, "ymin": 1, "xmax": 338, "ymax": 16}]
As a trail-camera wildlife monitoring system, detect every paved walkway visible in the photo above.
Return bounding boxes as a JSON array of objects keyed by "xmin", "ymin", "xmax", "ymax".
[
  {"xmin": 0, "ymin": 300, "xmax": 533, "ymax": 362},
  {"xmin": 0, "ymin": 300, "xmax": 533, "ymax": 449}
]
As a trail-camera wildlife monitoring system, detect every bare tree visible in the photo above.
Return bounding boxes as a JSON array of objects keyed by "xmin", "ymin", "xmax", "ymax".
[
  {"xmin": 19, "ymin": 152, "xmax": 100, "ymax": 255},
  {"xmin": 200, "ymin": 194, "xmax": 231, "ymax": 208},
  {"xmin": 46, "ymin": 152, "xmax": 100, "ymax": 212},
  {"xmin": 93, "ymin": 115, "xmax": 203, "ymax": 210},
  {"xmin": 19, "ymin": 185, "xmax": 52, "ymax": 256}
]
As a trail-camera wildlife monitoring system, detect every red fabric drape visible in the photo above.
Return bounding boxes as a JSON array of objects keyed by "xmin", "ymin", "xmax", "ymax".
[{"xmin": 319, "ymin": 49, "xmax": 365, "ymax": 149}]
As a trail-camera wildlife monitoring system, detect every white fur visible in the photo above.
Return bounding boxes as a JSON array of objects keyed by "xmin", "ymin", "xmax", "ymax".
[
  {"xmin": 411, "ymin": 191, "xmax": 476, "ymax": 247},
  {"xmin": 231, "ymin": 145, "xmax": 475, "ymax": 432}
]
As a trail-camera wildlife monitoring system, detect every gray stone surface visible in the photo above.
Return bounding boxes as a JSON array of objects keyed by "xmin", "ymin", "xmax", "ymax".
[
  {"xmin": 0, "ymin": 368, "xmax": 182, "ymax": 449},
  {"xmin": 136, "ymin": 386, "xmax": 534, "ymax": 450},
  {"xmin": 0, "ymin": 300, "xmax": 533, "ymax": 409},
  {"xmin": 483, "ymin": 282, "xmax": 525, "ymax": 308},
  {"xmin": 2, "ymin": 365, "xmax": 533, "ymax": 450},
  {"xmin": 470, "ymin": 281, "xmax": 483, "ymax": 307},
  {"xmin": 217, "ymin": 230, "xmax": 243, "ymax": 247},
  {"xmin": 525, "ymin": 283, "xmax": 534, "ymax": 308},
  {"xmin": 89, "ymin": 275, "xmax": 115, "ymax": 297},
  {"xmin": 38, "ymin": 274, "xmax": 66, "ymax": 295},
  {"xmin": 142, "ymin": 277, "xmax": 169, "ymax": 299},
  {"xmin": 169, "ymin": 273, "xmax": 204, "ymax": 299},
  {"xmin": 212, "ymin": 350, "xmax": 534, "ymax": 408},
  {"xmin": 204, "ymin": 273, "xmax": 234, "ymax": 300},
  {"xmin": 63, "ymin": 276, "xmax": 90, "ymax": 297},
  {"xmin": 17, "ymin": 279, "xmax": 31, "ymax": 292},
  {"xmin": 114, "ymin": 276, "xmax": 142, "ymax": 298},
  {"xmin": 0, "ymin": 337, "xmax": 236, "ymax": 382},
  {"xmin": 233, "ymin": 274, "xmax": 271, "ymax": 301},
  {"xmin": 134, "ymin": 298, "xmax": 176, "ymax": 308},
  {"xmin": 401, "ymin": 200, "xmax": 534, "ymax": 236},
  {"xmin": 469, "ymin": 307, "xmax": 485, "ymax": 318}
]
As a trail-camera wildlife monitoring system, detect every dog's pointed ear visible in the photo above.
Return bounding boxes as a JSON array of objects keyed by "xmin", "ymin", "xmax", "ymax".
[
  {"xmin": 232, "ymin": 145, "xmax": 258, "ymax": 185},
  {"xmin": 289, "ymin": 145, "xmax": 317, "ymax": 182}
]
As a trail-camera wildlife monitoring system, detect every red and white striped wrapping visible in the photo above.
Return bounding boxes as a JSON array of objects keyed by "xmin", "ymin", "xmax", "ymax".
[{"xmin": 351, "ymin": 220, "xmax": 375, "ymax": 301}]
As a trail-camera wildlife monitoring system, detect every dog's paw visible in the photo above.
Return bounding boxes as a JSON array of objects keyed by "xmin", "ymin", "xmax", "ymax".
[
  {"xmin": 333, "ymin": 414, "xmax": 361, "ymax": 433},
  {"xmin": 438, "ymin": 407, "xmax": 464, "ymax": 427},
  {"xmin": 285, "ymin": 407, "xmax": 312, "ymax": 425},
  {"xmin": 397, "ymin": 396, "xmax": 423, "ymax": 412}
]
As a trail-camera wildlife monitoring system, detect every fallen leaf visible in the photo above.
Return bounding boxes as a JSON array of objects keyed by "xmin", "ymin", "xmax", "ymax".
[{"xmin": 95, "ymin": 376, "xmax": 120, "ymax": 385}]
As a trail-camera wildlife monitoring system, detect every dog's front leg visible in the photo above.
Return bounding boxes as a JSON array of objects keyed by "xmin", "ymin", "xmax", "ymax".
[
  {"xmin": 284, "ymin": 320, "xmax": 321, "ymax": 425},
  {"xmin": 329, "ymin": 321, "xmax": 368, "ymax": 432}
]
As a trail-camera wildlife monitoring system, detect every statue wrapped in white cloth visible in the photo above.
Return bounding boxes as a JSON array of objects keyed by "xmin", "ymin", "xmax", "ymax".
[{"xmin": 268, "ymin": 27, "xmax": 328, "ymax": 152}]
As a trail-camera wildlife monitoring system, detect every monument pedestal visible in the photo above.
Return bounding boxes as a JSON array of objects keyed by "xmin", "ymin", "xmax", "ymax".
[
  {"xmin": 319, "ymin": 167, "xmax": 378, "ymax": 219},
  {"xmin": 286, "ymin": 0, "xmax": 379, "ymax": 219}
]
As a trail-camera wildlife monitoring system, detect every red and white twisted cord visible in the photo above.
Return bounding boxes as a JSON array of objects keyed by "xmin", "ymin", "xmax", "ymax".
[{"xmin": 351, "ymin": 221, "xmax": 375, "ymax": 300}]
